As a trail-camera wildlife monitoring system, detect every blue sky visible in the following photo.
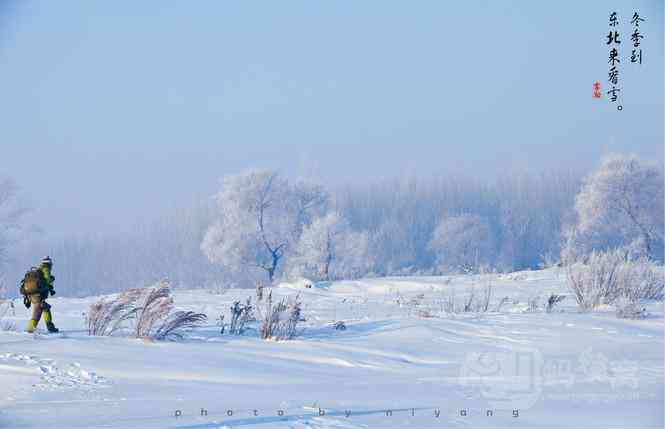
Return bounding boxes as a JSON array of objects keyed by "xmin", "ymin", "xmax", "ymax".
[{"xmin": 1, "ymin": 1, "xmax": 663, "ymax": 235}]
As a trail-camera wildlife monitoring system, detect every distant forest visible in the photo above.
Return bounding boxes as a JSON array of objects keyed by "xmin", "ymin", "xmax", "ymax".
[{"xmin": 1, "ymin": 154, "xmax": 662, "ymax": 297}]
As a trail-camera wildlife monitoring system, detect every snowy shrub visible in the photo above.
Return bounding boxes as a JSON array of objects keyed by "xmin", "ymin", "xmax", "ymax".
[
  {"xmin": 0, "ymin": 300, "xmax": 13, "ymax": 317},
  {"xmin": 443, "ymin": 288, "xmax": 457, "ymax": 314},
  {"xmin": 217, "ymin": 314, "xmax": 225, "ymax": 334},
  {"xmin": 565, "ymin": 250, "xmax": 624, "ymax": 311},
  {"xmin": 258, "ymin": 291, "xmax": 303, "ymax": 340},
  {"xmin": 228, "ymin": 297, "xmax": 253, "ymax": 335},
  {"xmin": 479, "ymin": 282, "xmax": 492, "ymax": 313},
  {"xmin": 527, "ymin": 296, "xmax": 540, "ymax": 312},
  {"xmin": 209, "ymin": 282, "xmax": 229, "ymax": 296},
  {"xmin": 1, "ymin": 320, "xmax": 16, "ymax": 332},
  {"xmin": 283, "ymin": 296, "xmax": 303, "ymax": 339},
  {"xmin": 258, "ymin": 291, "xmax": 281, "ymax": 339},
  {"xmin": 441, "ymin": 284, "xmax": 494, "ymax": 315},
  {"xmin": 400, "ymin": 293, "xmax": 422, "ymax": 308},
  {"xmin": 256, "ymin": 282, "xmax": 265, "ymax": 301},
  {"xmin": 332, "ymin": 321, "xmax": 346, "ymax": 331},
  {"xmin": 416, "ymin": 309, "xmax": 435, "ymax": 318},
  {"xmin": 625, "ymin": 261, "xmax": 665, "ymax": 301},
  {"xmin": 0, "ymin": 299, "xmax": 15, "ymax": 331},
  {"xmin": 546, "ymin": 294, "xmax": 566, "ymax": 313},
  {"xmin": 463, "ymin": 288, "xmax": 476, "ymax": 312},
  {"xmin": 428, "ymin": 214, "xmax": 495, "ymax": 274},
  {"xmin": 613, "ymin": 258, "xmax": 663, "ymax": 319},
  {"xmin": 501, "ymin": 272, "xmax": 529, "ymax": 281},
  {"xmin": 466, "ymin": 283, "xmax": 493, "ymax": 313},
  {"xmin": 614, "ymin": 296, "xmax": 645, "ymax": 319},
  {"xmin": 398, "ymin": 293, "xmax": 426, "ymax": 317},
  {"xmin": 494, "ymin": 296, "xmax": 510, "ymax": 312},
  {"xmin": 565, "ymin": 250, "xmax": 664, "ymax": 315}
]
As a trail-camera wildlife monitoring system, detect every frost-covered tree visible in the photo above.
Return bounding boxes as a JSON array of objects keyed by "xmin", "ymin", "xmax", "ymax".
[
  {"xmin": 0, "ymin": 177, "xmax": 26, "ymax": 296},
  {"xmin": 370, "ymin": 217, "xmax": 420, "ymax": 275},
  {"xmin": 0, "ymin": 178, "xmax": 22, "ymax": 265},
  {"xmin": 428, "ymin": 214, "xmax": 495, "ymax": 273},
  {"xmin": 571, "ymin": 154, "xmax": 664, "ymax": 260},
  {"xmin": 289, "ymin": 212, "xmax": 371, "ymax": 281},
  {"xmin": 201, "ymin": 170, "xmax": 326, "ymax": 284},
  {"xmin": 337, "ymin": 172, "xmax": 579, "ymax": 274},
  {"xmin": 293, "ymin": 180, "xmax": 329, "ymax": 227}
]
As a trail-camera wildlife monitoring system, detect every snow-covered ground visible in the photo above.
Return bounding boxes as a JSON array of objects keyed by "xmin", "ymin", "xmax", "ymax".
[{"xmin": 0, "ymin": 268, "xmax": 663, "ymax": 428}]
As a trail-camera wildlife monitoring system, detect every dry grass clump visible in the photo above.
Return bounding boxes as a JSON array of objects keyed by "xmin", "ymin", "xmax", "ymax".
[
  {"xmin": 258, "ymin": 291, "xmax": 303, "ymax": 340},
  {"xmin": 86, "ymin": 281, "xmax": 207, "ymax": 340}
]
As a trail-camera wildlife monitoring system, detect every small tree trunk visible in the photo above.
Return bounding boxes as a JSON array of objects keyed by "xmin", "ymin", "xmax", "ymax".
[
  {"xmin": 323, "ymin": 234, "xmax": 333, "ymax": 281},
  {"xmin": 642, "ymin": 231, "xmax": 652, "ymax": 258},
  {"xmin": 323, "ymin": 255, "xmax": 331, "ymax": 281},
  {"xmin": 267, "ymin": 250, "xmax": 280, "ymax": 284}
]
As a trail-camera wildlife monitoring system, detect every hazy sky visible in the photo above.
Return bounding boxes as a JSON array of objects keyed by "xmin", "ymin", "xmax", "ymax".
[{"xmin": 1, "ymin": 1, "xmax": 663, "ymax": 236}]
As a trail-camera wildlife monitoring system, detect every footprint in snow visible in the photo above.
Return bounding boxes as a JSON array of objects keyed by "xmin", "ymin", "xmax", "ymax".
[{"xmin": 1, "ymin": 352, "xmax": 108, "ymax": 390}]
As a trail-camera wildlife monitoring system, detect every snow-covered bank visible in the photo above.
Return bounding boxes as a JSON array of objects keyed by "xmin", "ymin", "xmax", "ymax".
[{"xmin": 1, "ymin": 269, "xmax": 663, "ymax": 428}]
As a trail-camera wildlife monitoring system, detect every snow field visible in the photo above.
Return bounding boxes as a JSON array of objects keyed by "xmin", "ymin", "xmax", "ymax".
[{"xmin": 0, "ymin": 268, "xmax": 663, "ymax": 428}]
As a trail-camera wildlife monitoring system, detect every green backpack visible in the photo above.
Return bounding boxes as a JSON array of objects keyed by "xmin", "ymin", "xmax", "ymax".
[{"xmin": 20, "ymin": 268, "xmax": 47, "ymax": 296}]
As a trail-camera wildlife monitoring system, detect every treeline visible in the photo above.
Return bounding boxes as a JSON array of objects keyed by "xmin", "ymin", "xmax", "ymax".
[
  {"xmin": 7, "ymin": 203, "xmax": 223, "ymax": 297},
  {"xmin": 335, "ymin": 171, "xmax": 581, "ymax": 275},
  {"xmin": 2, "ymin": 154, "xmax": 662, "ymax": 297}
]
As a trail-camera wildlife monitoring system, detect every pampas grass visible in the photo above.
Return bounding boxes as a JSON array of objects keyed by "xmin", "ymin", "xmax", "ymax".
[
  {"xmin": 86, "ymin": 280, "xmax": 206, "ymax": 340},
  {"xmin": 153, "ymin": 311, "xmax": 208, "ymax": 340}
]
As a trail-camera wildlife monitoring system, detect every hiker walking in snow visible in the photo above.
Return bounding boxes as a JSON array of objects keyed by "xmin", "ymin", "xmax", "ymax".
[{"xmin": 20, "ymin": 256, "xmax": 59, "ymax": 333}]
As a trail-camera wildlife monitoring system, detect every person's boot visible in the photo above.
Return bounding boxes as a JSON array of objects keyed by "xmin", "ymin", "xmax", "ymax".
[
  {"xmin": 46, "ymin": 322, "xmax": 59, "ymax": 333},
  {"xmin": 26, "ymin": 319, "xmax": 38, "ymax": 333},
  {"xmin": 43, "ymin": 309, "xmax": 59, "ymax": 333}
]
